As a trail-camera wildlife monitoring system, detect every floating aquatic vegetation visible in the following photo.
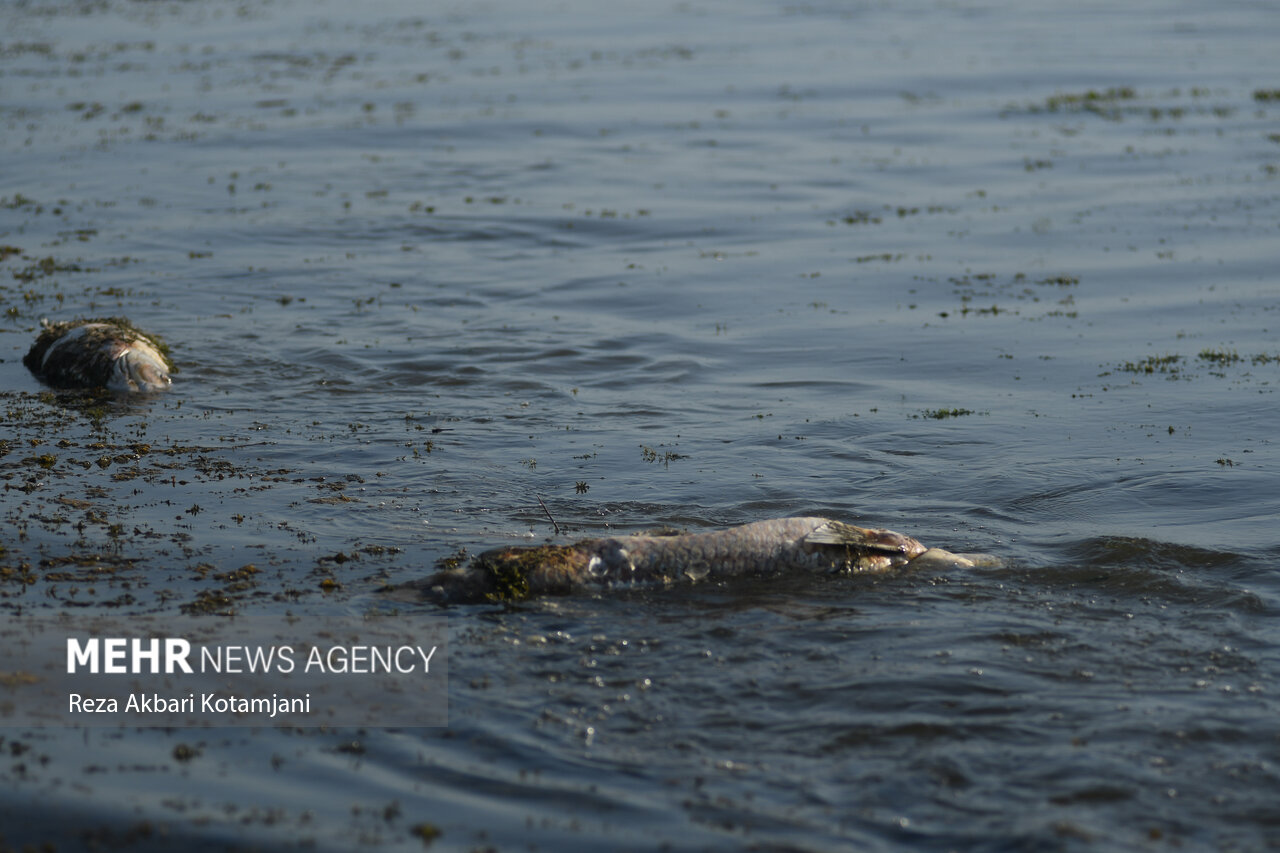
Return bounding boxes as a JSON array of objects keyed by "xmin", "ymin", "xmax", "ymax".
[
  {"xmin": 915, "ymin": 408, "xmax": 979, "ymax": 420},
  {"xmin": 1105, "ymin": 349, "xmax": 1280, "ymax": 385},
  {"xmin": 1117, "ymin": 354, "xmax": 1183, "ymax": 375}
]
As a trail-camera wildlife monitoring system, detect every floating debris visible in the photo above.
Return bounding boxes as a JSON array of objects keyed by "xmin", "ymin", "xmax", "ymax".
[{"xmin": 23, "ymin": 317, "xmax": 174, "ymax": 393}]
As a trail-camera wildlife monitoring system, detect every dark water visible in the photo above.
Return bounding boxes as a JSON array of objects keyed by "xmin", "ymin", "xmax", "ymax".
[{"xmin": 2, "ymin": 0, "xmax": 1280, "ymax": 849}]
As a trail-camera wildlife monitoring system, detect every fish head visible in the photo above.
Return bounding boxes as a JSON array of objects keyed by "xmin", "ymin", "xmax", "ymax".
[
  {"xmin": 857, "ymin": 527, "xmax": 928, "ymax": 560},
  {"xmin": 801, "ymin": 520, "xmax": 928, "ymax": 572},
  {"xmin": 111, "ymin": 345, "xmax": 172, "ymax": 393},
  {"xmin": 804, "ymin": 520, "xmax": 927, "ymax": 559},
  {"xmin": 845, "ymin": 531, "xmax": 928, "ymax": 572}
]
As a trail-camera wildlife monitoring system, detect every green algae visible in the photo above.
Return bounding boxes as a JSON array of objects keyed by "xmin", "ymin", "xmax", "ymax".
[
  {"xmin": 1118, "ymin": 354, "xmax": 1184, "ymax": 375},
  {"xmin": 473, "ymin": 544, "xmax": 584, "ymax": 601},
  {"xmin": 916, "ymin": 408, "xmax": 978, "ymax": 420}
]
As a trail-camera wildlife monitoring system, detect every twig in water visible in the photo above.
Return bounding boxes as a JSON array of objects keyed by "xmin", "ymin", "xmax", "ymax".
[{"xmin": 536, "ymin": 494, "xmax": 561, "ymax": 536}]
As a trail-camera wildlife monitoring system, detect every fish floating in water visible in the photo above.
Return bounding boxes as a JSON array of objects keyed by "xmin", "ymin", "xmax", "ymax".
[
  {"xmin": 24, "ymin": 317, "xmax": 174, "ymax": 393},
  {"xmin": 417, "ymin": 516, "xmax": 998, "ymax": 603}
]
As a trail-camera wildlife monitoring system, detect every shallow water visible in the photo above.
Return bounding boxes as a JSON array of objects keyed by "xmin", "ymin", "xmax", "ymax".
[{"xmin": 2, "ymin": 0, "xmax": 1280, "ymax": 849}]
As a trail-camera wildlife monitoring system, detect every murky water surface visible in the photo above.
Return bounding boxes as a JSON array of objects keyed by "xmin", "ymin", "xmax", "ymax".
[{"xmin": 2, "ymin": 0, "xmax": 1280, "ymax": 849}]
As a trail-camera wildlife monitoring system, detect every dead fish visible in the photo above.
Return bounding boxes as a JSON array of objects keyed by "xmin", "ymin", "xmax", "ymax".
[
  {"xmin": 415, "ymin": 516, "xmax": 998, "ymax": 603},
  {"xmin": 24, "ymin": 317, "xmax": 174, "ymax": 393}
]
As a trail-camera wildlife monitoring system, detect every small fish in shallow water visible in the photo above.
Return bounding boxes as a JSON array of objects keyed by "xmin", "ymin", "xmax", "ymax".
[
  {"xmin": 412, "ymin": 516, "xmax": 998, "ymax": 604},
  {"xmin": 24, "ymin": 317, "xmax": 174, "ymax": 393}
]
